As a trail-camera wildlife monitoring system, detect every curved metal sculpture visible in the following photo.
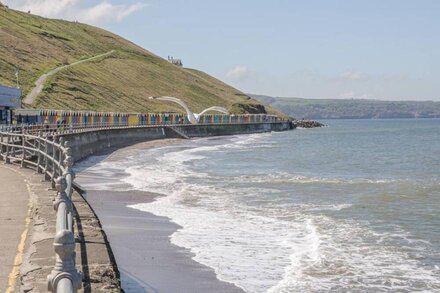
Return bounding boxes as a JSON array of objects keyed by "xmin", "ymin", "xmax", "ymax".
[
  {"xmin": 149, "ymin": 96, "xmax": 230, "ymax": 124},
  {"xmin": 197, "ymin": 106, "xmax": 230, "ymax": 116}
]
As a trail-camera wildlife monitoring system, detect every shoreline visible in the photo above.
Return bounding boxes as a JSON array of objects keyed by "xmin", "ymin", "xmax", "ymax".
[{"xmin": 75, "ymin": 139, "xmax": 245, "ymax": 293}]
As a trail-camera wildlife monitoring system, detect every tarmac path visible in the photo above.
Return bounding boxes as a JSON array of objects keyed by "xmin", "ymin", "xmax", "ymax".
[
  {"xmin": 0, "ymin": 165, "xmax": 31, "ymax": 293},
  {"xmin": 23, "ymin": 50, "xmax": 115, "ymax": 105}
]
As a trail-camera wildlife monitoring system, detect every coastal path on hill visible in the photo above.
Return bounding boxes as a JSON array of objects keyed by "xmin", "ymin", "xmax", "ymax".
[
  {"xmin": 23, "ymin": 50, "xmax": 116, "ymax": 105},
  {"xmin": 0, "ymin": 165, "xmax": 31, "ymax": 293}
]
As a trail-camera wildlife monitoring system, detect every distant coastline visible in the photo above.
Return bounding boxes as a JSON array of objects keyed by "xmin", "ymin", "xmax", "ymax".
[{"xmin": 250, "ymin": 94, "xmax": 440, "ymax": 120}]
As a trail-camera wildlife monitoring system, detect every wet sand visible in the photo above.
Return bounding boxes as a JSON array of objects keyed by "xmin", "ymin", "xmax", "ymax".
[
  {"xmin": 76, "ymin": 139, "xmax": 245, "ymax": 293},
  {"xmin": 84, "ymin": 190, "xmax": 244, "ymax": 293}
]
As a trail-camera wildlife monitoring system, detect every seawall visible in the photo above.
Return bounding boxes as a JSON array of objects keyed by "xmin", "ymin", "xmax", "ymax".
[
  {"xmin": 61, "ymin": 122, "xmax": 292, "ymax": 162},
  {"xmin": 167, "ymin": 122, "xmax": 291, "ymax": 138}
]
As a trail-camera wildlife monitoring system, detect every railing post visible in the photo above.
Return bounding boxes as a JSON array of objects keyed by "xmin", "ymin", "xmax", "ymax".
[
  {"xmin": 59, "ymin": 137, "xmax": 64, "ymax": 177},
  {"xmin": 52, "ymin": 140, "xmax": 57, "ymax": 188},
  {"xmin": 11, "ymin": 133, "xmax": 16, "ymax": 159},
  {"xmin": 63, "ymin": 141, "xmax": 73, "ymax": 175},
  {"xmin": 50, "ymin": 136, "xmax": 56, "ymax": 187},
  {"xmin": 48, "ymin": 177, "xmax": 82, "ymax": 292},
  {"xmin": 63, "ymin": 141, "xmax": 74, "ymax": 234},
  {"xmin": 4, "ymin": 130, "xmax": 10, "ymax": 164},
  {"xmin": 36, "ymin": 132, "xmax": 42, "ymax": 173},
  {"xmin": 21, "ymin": 131, "xmax": 26, "ymax": 168},
  {"xmin": 44, "ymin": 134, "xmax": 49, "ymax": 179},
  {"xmin": 51, "ymin": 136, "xmax": 57, "ymax": 184},
  {"xmin": 0, "ymin": 129, "xmax": 3, "ymax": 159}
]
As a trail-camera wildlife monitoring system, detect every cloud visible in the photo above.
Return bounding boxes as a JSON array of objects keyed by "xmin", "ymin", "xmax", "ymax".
[
  {"xmin": 2, "ymin": 0, "xmax": 146, "ymax": 25},
  {"xmin": 77, "ymin": 2, "xmax": 146, "ymax": 25},
  {"xmin": 341, "ymin": 70, "xmax": 368, "ymax": 81},
  {"xmin": 226, "ymin": 65, "xmax": 249, "ymax": 80}
]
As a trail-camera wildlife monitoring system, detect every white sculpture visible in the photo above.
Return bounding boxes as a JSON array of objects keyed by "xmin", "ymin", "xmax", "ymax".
[{"xmin": 149, "ymin": 96, "xmax": 230, "ymax": 125}]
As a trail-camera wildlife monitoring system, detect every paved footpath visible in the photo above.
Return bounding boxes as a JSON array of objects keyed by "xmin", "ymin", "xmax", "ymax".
[
  {"xmin": 0, "ymin": 165, "xmax": 31, "ymax": 293},
  {"xmin": 0, "ymin": 163, "xmax": 121, "ymax": 292}
]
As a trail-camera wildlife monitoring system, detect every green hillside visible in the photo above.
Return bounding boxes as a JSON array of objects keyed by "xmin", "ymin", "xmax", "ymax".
[
  {"xmin": 251, "ymin": 94, "xmax": 440, "ymax": 119},
  {"xmin": 0, "ymin": 6, "xmax": 285, "ymax": 116}
]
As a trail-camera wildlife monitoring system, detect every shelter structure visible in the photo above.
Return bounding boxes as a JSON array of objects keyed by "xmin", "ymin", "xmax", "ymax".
[{"xmin": 0, "ymin": 85, "xmax": 21, "ymax": 124}]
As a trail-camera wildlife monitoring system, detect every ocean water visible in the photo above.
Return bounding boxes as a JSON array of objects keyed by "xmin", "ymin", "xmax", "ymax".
[{"xmin": 76, "ymin": 119, "xmax": 440, "ymax": 292}]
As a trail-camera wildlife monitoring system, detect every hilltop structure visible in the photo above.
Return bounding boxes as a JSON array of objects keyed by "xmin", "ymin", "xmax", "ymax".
[{"xmin": 167, "ymin": 56, "xmax": 183, "ymax": 67}]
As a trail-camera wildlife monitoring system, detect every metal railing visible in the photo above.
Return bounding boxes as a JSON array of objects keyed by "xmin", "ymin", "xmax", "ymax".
[{"xmin": 0, "ymin": 126, "xmax": 82, "ymax": 293}]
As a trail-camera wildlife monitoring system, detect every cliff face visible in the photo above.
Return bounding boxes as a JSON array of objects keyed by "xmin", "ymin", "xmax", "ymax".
[{"xmin": 0, "ymin": 7, "xmax": 286, "ymax": 117}]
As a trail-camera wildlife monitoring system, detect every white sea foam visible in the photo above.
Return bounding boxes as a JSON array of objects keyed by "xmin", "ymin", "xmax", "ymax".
[
  {"xmin": 230, "ymin": 172, "xmax": 397, "ymax": 185},
  {"xmin": 130, "ymin": 186, "xmax": 321, "ymax": 293},
  {"xmin": 302, "ymin": 203, "xmax": 353, "ymax": 211},
  {"xmin": 267, "ymin": 214, "xmax": 440, "ymax": 292}
]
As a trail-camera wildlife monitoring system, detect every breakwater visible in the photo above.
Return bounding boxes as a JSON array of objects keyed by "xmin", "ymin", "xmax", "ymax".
[{"xmin": 293, "ymin": 119, "xmax": 325, "ymax": 128}]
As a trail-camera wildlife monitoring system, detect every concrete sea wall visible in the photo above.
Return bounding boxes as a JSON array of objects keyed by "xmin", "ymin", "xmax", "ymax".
[
  {"xmin": 60, "ymin": 122, "xmax": 292, "ymax": 162},
  {"xmin": 61, "ymin": 126, "xmax": 166, "ymax": 162},
  {"xmin": 169, "ymin": 122, "xmax": 291, "ymax": 138}
]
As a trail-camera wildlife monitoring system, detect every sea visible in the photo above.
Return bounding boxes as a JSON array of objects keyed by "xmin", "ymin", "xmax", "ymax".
[{"xmin": 75, "ymin": 119, "xmax": 440, "ymax": 292}]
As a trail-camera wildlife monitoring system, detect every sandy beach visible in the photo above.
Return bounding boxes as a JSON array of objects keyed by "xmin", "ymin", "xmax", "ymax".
[{"xmin": 76, "ymin": 139, "xmax": 245, "ymax": 293}]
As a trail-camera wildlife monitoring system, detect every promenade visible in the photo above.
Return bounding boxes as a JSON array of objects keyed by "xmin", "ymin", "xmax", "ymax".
[
  {"xmin": 0, "ymin": 163, "xmax": 121, "ymax": 292},
  {"xmin": 0, "ymin": 165, "xmax": 30, "ymax": 293}
]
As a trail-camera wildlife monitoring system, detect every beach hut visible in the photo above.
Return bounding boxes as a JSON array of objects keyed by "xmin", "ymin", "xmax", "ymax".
[{"xmin": 128, "ymin": 114, "xmax": 138, "ymax": 126}]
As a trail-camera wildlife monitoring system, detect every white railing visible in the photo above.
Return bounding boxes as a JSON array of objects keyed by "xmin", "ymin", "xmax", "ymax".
[{"xmin": 0, "ymin": 126, "xmax": 82, "ymax": 293}]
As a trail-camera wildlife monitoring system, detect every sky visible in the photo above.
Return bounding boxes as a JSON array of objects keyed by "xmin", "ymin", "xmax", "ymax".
[{"xmin": 3, "ymin": 0, "xmax": 440, "ymax": 101}]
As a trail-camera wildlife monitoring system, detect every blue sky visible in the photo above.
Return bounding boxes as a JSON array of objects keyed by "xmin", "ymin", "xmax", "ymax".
[{"xmin": 5, "ymin": 0, "xmax": 440, "ymax": 100}]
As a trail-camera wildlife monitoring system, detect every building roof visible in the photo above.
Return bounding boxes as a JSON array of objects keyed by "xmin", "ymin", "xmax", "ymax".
[{"xmin": 0, "ymin": 85, "xmax": 22, "ymax": 108}]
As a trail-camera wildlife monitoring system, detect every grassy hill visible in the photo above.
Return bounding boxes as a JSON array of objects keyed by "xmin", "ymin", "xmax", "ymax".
[
  {"xmin": 251, "ymin": 94, "xmax": 440, "ymax": 119},
  {"xmin": 0, "ymin": 6, "xmax": 285, "ymax": 116}
]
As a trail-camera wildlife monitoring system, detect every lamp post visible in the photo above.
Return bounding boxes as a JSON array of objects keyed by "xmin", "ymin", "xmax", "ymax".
[{"xmin": 15, "ymin": 68, "xmax": 20, "ymax": 88}]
